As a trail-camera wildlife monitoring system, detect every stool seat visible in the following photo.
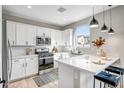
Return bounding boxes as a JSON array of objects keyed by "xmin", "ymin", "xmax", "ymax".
[
  {"xmin": 94, "ymin": 71, "xmax": 121, "ymax": 87},
  {"xmin": 105, "ymin": 66, "xmax": 124, "ymax": 75}
]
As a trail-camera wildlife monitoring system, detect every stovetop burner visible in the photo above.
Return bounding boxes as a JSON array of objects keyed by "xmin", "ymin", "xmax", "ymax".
[
  {"xmin": 38, "ymin": 52, "xmax": 54, "ymax": 57},
  {"xmin": 35, "ymin": 48, "xmax": 54, "ymax": 58}
]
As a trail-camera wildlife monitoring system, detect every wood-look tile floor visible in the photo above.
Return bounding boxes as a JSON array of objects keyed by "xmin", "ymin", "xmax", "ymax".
[
  {"xmin": 8, "ymin": 77, "xmax": 124, "ymax": 88},
  {"xmin": 8, "ymin": 77, "xmax": 58, "ymax": 88}
]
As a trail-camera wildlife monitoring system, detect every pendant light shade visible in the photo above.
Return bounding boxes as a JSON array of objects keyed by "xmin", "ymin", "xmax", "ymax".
[
  {"xmin": 108, "ymin": 5, "xmax": 115, "ymax": 34},
  {"xmin": 90, "ymin": 16, "xmax": 99, "ymax": 28},
  {"xmin": 101, "ymin": 24, "xmax": 108, "ymax": 32},
  {"xmin": 101, "ymin": 6, "xmax": 108, "ymax": 32},
  {"xmin": 90, "ymin": 6, "xmax": 99, "ymax": 28},
  {"xmin": 108, "ymin": 27, "xmax": 114, "ymax": 34}
]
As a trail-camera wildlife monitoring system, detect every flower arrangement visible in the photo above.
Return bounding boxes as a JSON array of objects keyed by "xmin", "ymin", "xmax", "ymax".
[{"xmin": 92, "ymin": 37, "xmax": 105, "ymax": 48}]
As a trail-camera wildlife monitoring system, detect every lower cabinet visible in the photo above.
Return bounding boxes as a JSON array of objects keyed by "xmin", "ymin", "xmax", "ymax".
[
  {"xmin": 10, "ymin": 56, "xmax": 38, "ymax": 81},
  {"xmin": 11, "ymin": 59, "xmax": 25, "ymax": 80},
  {"xmin": 26, "ymin": 57, "xmax": 38, "ymax": 76}
]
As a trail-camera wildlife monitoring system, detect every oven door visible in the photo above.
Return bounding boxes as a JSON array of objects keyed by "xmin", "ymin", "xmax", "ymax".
[
  {"xmin": 39, "ymin": 57, "xmax": 54, "ymax": 71},
  {"xmin": 45, "ymin": 57, "xmax": 53, "ymax": 64}
]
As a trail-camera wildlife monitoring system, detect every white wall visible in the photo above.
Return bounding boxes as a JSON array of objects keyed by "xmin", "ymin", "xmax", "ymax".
[
  {"xmin": 0, "ymin": 5, "xmax": 2, "ymax": 79},
  {"xmin": 64, "ymin": 6, "xmax": 124, "ymax": 67}
]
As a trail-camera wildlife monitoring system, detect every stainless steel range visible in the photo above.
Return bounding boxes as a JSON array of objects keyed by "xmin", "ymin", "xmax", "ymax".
[{"xmin": 35, "ymin": 48, "xmax": 54, "ymax": 74}]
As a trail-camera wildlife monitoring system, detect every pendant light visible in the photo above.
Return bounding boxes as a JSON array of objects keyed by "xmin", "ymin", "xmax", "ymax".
[
  {"xmin": 90, "ymin": 6, "xmax": 99, "ymax": 28},
  {"xmin": 101, "ymin": 6, "xmax": 108, "ymax": 32},
  {"xmin": 108, "ymin": 5, "xmax": 115, "ymax": 34}
]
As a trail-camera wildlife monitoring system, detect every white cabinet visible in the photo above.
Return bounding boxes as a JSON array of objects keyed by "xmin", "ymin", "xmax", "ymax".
[
  {"xmin": 7, "ymin": 21, "xmax": 37, "ymax": 46},
  {"xmin": 56, "ymin": 31, "xmax": 62, "ymax": 45},
  {"xmin": 16, "ymin": 23, "xmax": 27, "ymax": 45},
  {"xmin": 11, "ymin": 59, "xmax": 25, "ymax": 80},
  {"xmin": 26, "ymin": 25, "xmax": 36, "ymax": 45},
  {"xmin": 16, "ymin": 23, "xmax": 36, "ymax": 46},
  {"xmin": 62, "ymin": 29, "xmax": 73, "ymax": 46},
  {"xmin": 51, "ymin": 29, "xmax": 62, "ymax": 46},
  {"xmin": 36, "ymin": 27, "xmax": 51, "ymax": 37},
  {"xmin": 7, "ymin": 21, "xmax": 16, "ymax": 46},
  {"xmin": 26, "ymin": 57, "xmax": 38, "ymax": 76},
  {"xmin": 10, "ymin": 56, "xmax": 38, "ymax": 81}
]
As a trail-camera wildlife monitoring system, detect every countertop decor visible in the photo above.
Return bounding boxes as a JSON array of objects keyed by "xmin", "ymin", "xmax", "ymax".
[
  {"xmin": 92, "ymin": 37, "xmax": 106, "ymax": 57},
  {"xmin": 52, "ymin": 46, "xmax": 58, "ymax": 53},
  {"xmin": 25, "ymin": 48, "xmax": 32, "ymax": 55}
]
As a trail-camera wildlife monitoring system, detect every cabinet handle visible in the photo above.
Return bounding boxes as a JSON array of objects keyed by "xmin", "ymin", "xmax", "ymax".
[
  {"xmin": 13, "ymin": 41, "xmax": 14, "ymax": 45},
  {"xmin": 14, "ymin": 60, "xmax": 18, "ymax": 63},
  {"xmin": 26, "ymin": 63, "xmax": 27, "ymax": 67},
  {"xmin": 26, "ymin": 41, "xmax": 28, "ymax": 45},
  {"xmin": 22, "ymin": 63, "xmax": 25, "ymax": 67}
]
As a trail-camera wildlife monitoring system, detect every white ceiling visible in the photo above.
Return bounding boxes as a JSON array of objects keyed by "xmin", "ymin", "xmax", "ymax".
[{"xmin": 2, "ymin": 5, "xmax": 117, "ymax": 27}]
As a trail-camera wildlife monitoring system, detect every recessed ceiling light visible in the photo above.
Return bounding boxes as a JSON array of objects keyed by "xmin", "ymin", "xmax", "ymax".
[{"xmin": 27, "ymin": 5, "xmax": 32, "ymax": 9}]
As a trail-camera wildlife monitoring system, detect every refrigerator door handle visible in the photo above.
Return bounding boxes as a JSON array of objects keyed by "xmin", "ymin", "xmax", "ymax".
[{"xmin": 8, "ymin": 40, "xmax": 12, "ymax": 80}]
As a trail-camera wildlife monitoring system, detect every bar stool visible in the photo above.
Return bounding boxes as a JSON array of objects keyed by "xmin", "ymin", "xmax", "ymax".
[
  {"xmin": 105, "ymin": 66, "xmax": 124, "ymax": 87},
  {"xmin": 94, "ymin": 71, "xmax": 121, "ymax": 88}
]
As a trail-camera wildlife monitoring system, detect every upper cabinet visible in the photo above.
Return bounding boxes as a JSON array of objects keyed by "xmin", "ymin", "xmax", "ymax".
[
  {"xmin": 16, "ymin": 23, "xmax": 27, "ymax": 45},
  {"xmin": 16, "ymin": 23, "xmax": 37, "ymax": 46},
  {"xmin": 36, "ymin": 27, "xmax": 51, "ymax": 37},
  {"xmin": 62, "ymin": 29, "xmax": 73, "ymax": 46},
  {"xmin": 7, "ymin": 21, "xmax": 37, "ymax": 46},
  {"xmin": 6, "ymin": 21, "xmax": 72, "ymax": 47},
  {"xmin": 7, "ymin": 21, "xmax": 16, "ymax": 46},
  {"xmin": 25, "ymin": 24, "xmax": 36, "ymax": 46},
  {"xmin": 51, "ymin": 29, "xmax": 62, "ymax": 46}
]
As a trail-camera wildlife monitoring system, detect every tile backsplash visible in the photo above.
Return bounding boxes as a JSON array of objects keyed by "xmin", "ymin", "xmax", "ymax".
[
  {"xmin": 11, "ymin": 45, "xmax": 62, "ymax": 57},
  {"xmin": 11, "ymin": 47, "xmax": 35, "ymax": 57}
]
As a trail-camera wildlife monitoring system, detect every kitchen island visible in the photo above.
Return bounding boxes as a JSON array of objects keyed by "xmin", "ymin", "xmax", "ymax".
[{"xmin": 56, "ymin": 55, "xmax": 120, "ymax": 88}]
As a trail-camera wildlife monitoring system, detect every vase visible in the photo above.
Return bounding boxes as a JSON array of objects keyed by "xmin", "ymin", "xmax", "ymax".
[{"xmin": 96, "ymin": 47, "xmax": 106, "ymax": 57}]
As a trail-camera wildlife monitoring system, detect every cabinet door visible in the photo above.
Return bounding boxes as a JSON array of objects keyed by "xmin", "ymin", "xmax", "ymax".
[
  {"xmin": 56, "ymin": 31, "xmax": 62, "ymax": 46},
  {"xmin": 62, "ymin": 29, "xmax": 73, "ymax": 46},
  {"xmin": 26, "ymin": 25, "xmax": 36, "ymax": 45},
  {"xmin": 51, "ymin": 30, "xmax": 62, "ymax": 46},
  {"xmin": 43, "ymin": 28, "xmax": 51, "ymax": 37},
  {"xmin": 6, "ymin": 21, "xmax": 16, "ymax": 45},
  {"xmin": 16, "ymin": 23, "xmax": 27, "ymax": 45},
  {"xmin": 51, "ymin": 29, "xmax": 57, "ymax": 46},
  {"xmin": 10, "ymin": 59, "xmax": 25, "ymax": 81},
  {"xmin": 36, "ymin": 27, "xmax": 51, "ymax": 37},
  {"xmin": 26, "ymin": 57, "xmax": 38, "ymax": 76}
]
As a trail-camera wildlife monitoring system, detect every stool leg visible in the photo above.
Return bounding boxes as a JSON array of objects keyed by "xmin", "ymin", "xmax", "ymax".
[
  {"xmin": 100, "ymin": 82, "xmax": 102, "ymax": 88},
  {"xmin": 122, "ymin": 75, "xmax": 123, "ymax": 88},
  {"xmin": 120, "ymin": 75, "xmax": 122, "ymax": 88},
  {"xmin": 93, "ymin": 77, "xmax": 95, "ymax": 88},
  {"xmin": 104, "ymin": 83, "xmax": 106, "ymax": 88}
]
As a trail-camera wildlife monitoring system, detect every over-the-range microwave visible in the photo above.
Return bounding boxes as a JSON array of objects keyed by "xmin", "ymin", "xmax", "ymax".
[{"xmin": 36, "ymin": 36, "xmax": 51, "ymax": 46}]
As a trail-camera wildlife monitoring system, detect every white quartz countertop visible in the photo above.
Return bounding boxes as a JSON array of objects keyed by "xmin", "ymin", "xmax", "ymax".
[
  {"xmin": 56, "ymin": 55, "xmax": 119, "ymax": 74},
  {"xmin": 11, "ymin": 54, "xmax": 38, "ymax": 60}
]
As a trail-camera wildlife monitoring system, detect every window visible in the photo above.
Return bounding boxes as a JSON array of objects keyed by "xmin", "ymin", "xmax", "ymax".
[{"xmin": 75, "ymin": 25, "xmax": 90, "ymax": 48}]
